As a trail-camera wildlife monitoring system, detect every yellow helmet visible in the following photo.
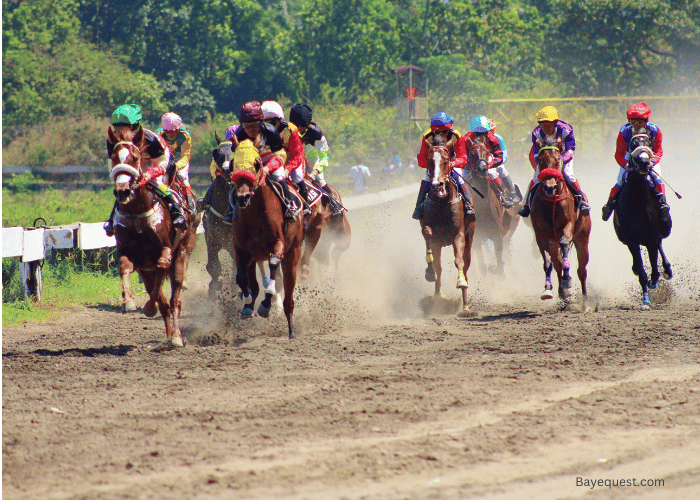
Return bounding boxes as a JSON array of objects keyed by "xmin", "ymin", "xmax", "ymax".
[{"xmin": 536, "ymin": 105, "xmax": 559, "ymax": 122}]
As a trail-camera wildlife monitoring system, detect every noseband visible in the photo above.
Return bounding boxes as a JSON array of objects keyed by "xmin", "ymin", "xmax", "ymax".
[{"xmin": 110, "ymin": 141, "xmax": 142, "ymax": 184}]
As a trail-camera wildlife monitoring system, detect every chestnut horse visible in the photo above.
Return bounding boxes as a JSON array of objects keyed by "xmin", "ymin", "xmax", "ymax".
[
  {"xmin": 230, "ymin": 151, "xmax": 304, "ymax": 339},
  {"xmin": 612, "ymin": 133, "xmax": 672, "ymax": 309},
  {"xmin": 300, "ymin": 180, "xmax": 351, "ymax": 281},
  {"xmin": 204, "ymin": 134, "xmax": 235, "ymax": 297},
  {"xmin": 467, "ymin": 138, "xmax": 521, "ymax": 275},
  {"xmin": 108, "ymin": 127, "xmax": 201, "ymax": 348},
  {"xmin": 530, "ymin": 145, "xmax": 591, "ymax": 308},
  {"xmin": 419, "ymin": 144, "xmax": 476, "ymax": 316}
]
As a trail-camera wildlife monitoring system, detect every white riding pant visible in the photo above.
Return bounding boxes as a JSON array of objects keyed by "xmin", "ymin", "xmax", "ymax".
[
  {"xmin": 533, "ymin": 159, "xmax": 576, "ymax": 185},
  {"xmin": 176, "ymin": 163, "xmax": 191, "ymax": 186},
  {"xmin": 289, "ymin": 164, "xmax": 305, "ymax": 183},
  {"xmin": 270, "ymin": 168, "xmax": 287, "ymax": 182}
]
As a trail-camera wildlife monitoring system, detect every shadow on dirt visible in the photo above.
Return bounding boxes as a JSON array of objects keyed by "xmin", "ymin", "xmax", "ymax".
[{"xmin": 29, "ymin": 345, "xmax": 134, "ymax": 357}]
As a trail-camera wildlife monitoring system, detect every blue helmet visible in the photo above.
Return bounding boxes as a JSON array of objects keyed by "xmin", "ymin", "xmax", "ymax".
[
  {"xmin": 430, "ymin": 112, "xmax": 454, "ymax": 131},
  {"xmin": 470, "ymin": 115, "xmax": 491, "ymax": 133}
]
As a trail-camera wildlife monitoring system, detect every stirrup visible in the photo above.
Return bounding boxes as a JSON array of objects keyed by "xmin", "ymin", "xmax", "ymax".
[
  {"xmin": 464, "ymin": 206, "xmax": 476, "ymax": 222},
  {"xmin": 578, "ymin": 200, "xmax": 591, "ymax": 216},
  {"xmin": 412, "ymin": 206, "xmax": 423, "ymax": 220},
  {"xmin": 104, "ymin": 221, "xmax": 115, "ymax": 237},
  {"xmin": 602, "ymin": 203, "xmax": 613, "ymax": 221},
  {"xmin": 518, "ymin": 205, "xmax": 531, "ymax": 217}
]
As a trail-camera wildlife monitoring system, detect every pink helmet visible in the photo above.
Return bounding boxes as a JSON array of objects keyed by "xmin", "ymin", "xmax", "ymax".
[{"xmin": 161, "ymin": 112, "xmax": 183, "ymax": 131}]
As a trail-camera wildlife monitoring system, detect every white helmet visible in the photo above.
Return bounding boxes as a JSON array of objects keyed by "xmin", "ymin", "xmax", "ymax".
[
  {"xmin": 161, "ymin": 112, "xmax": 182, "ymax": 131},
  {"xmin": 261, "ymin": 100, "xmax": 284, "ymax": 120}
]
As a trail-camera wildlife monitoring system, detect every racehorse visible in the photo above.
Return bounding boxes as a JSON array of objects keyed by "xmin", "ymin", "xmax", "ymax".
[
  {"xmin": 418, "ymin": 143, "xmax": 476, "ymax": 316},
  {"xmin": 467, "ymin": 137, "xmax": 521, "ymax": 275},
  {"xmin": 299, "ymin": 180, "xmax": 351, "ymax": 281},
  {"xmin": 204, "ymin": 134, "xmax": 235, "ymax": 297},
  {"xmin": 612, "ymin": 133, "xmax": 673, "ymax": 309},
  {"xmin": 108, "ymin": 126, "xmax": 201, "ymax": 348},
  {"xmin": 230, "ymin": 147, "xmax": 304, "ymax": 339},
  {"xmin": 530, "ymin": 144, "xmax": 591, "ymax": 308}
]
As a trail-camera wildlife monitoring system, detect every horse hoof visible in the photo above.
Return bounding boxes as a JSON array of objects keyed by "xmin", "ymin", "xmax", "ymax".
[
  {"xmin": 170, "ymin": 336, "xmax": 184, "ymax": 348},
  {"xmin": 541, "ymin": 290, "xmax": 554, "ymax": 300},
  {"xmin": 641, "ymin": 303, "xmax": 651, "ymax": 311},
  {"xmin": 241, "ymin": 306, "xmax": 254, "ymax": 319},
  {"xmin": 257, "ymin": 303, "xmax": 271, "ymax": 318},
  {"xmin": 144, "ymin": 301, "xmax": 158, "ymax": 317},
  {"xmin": 425, "ymin": 270, "xmax": 437, "ymax": 282},
  {"xmin": 123, "ymin": 300, "xmax": 137, "ymax": 313},
  {"xmin": 182, "ymin": 281, "xmax": 189, "ymax": 290},
  {"xmin": 560, "ymin": 287, "xmax": 573, "ymax": 299},
  {"xmin": 456, "ymin": 277, "xmax": 468, "ymax": 289},
  {"xmin": 648, "ymin": 281, "xmax": 657, "ymax": 290},
  {"xmin": 457, "ymin": 307, "xmax": 476, "ymax": 318}
]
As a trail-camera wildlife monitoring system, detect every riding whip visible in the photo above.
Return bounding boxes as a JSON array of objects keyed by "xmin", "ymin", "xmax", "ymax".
[
  {"xmin": 655, "ymin": 173, "xmax": 682, "ymax": 199},
  {"xmin": 452, "ymin": 169, "xmax": 485, "ymax": 199}
]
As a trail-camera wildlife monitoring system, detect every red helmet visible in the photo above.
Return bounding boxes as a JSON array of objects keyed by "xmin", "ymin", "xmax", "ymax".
[
  {"xmin": 239, "ymin": 101, "xmax": 264, "ymax": 123},
  {"xmin": 626, "ymin": 102, "xmax": 651, "ymax": 120}
]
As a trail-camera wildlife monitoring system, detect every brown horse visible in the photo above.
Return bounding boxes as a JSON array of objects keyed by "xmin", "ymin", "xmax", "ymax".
[
  {"xmin": 530, "ymin": 145, "xmax": 591, "ymax": 309},
  {"xmin": 419, "ymin": 144, "xmax": 476, "ymax": 316},
  {"xmin": 108, "ymin": 126, "xmax": 201, "ymax": 348},
  {"xmin": 204, "ymin": 134, "xmax": 235, "ymax": 297},
  {"xmin": 299, "ymin": 180, "xmax": 351, "ymax": 281},
  {"xmin": 467, "ymin": 138, "xmax": 521, "ymax": 275},
  {"xmin": 230, "ymin": 155, "xmax": 304, "ymax": 339}
]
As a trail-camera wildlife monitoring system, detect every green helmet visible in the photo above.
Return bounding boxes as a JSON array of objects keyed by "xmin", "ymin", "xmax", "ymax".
[{"xmin": 111, "ymin": 104, "xmax": 142, "ymax": 125}]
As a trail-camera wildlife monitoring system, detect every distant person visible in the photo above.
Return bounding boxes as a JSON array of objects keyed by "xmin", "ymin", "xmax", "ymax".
[
  {"xmin": 388, "ymin": 150, "xmax": 403, "ymax": 170},
  {"xmin": 601, "ymin": 102, "xmax": 669, "ymax": 223},
  {"xmin": 518, "ymin": 105, "xmax": 590, "ymax": 217},
  {"xmin": 349, "ymin": 158, "xmax": 371, "ymax": 193}
]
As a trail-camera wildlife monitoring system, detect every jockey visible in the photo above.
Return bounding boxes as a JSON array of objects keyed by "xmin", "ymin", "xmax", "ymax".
[
  {"xmin": 489, "ymin": 119, "xmax": 508, "ymax": 163},
  {"xmin": 289, "ymin": 103, "xmax": 343, "ymax": 215},
  {"xmin": 261, "ymin": 100, "xmax": 311, "ymax": 215},
  {"xmin": 156, "ymin": 112, "xmax": 196, "ymax": 211},
  {"xmin": 413, "ymin": 111, "xmax": 475, "ymax": 221},
  {"xmin": 602, "ymin": 102, "xmax": 670, "ymax": 223},
  {"xmin": 201, "ymin": 125, "xmax": 239, "ymax": 212},
  {"xmin": 462, "ymin": 115, "xmax": 516, "ymax": 208},
  {"xmin": 104, "ymin": 104, "xmax": 186, "ymax": 236},
  {"xmin": 224, "ymin": 101, "xmax": 295, "ymax": 222},
  {"xmin": 518, "ymin": 106, "xmax": 591, "ymax": 217}
]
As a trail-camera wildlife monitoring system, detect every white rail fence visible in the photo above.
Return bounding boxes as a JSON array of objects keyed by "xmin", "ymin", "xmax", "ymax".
[{"xmin": 2, "ymin": 183, "xmax": 417, "ymax": 301}]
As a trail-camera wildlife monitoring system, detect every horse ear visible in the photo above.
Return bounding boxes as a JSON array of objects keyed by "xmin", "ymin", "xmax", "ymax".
[
  {"xmin": 215, "ymin": 131, "xmax": 222, "ymax": 145},
  {"xmin": 107, "ymin": 126, "xmax": 118, "ymax": 144},
  {"xmin": 133, "ymin": 127, "xmax": 144, "ymax": 148}
]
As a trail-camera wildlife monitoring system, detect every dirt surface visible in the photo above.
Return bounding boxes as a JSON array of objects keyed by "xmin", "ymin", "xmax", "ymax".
[{"xmin": 4, "ymin": 157, "xmax": 700, "ymax": 499}]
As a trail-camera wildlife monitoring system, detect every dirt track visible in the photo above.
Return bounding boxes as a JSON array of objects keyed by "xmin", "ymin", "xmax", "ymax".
[{"xmin": 3, "ymin": 177, "xmax": 700, "ymax": 499}]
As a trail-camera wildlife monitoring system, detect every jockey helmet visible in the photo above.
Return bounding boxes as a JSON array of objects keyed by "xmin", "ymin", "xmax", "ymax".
[
  {"xmin": 111, "ymin": 104, "xmax": 142, "ymax": 125},
  {"xmin": 536, "ymin": 105, "xmax": 559, "ymax": 123},
  {"xmin": 430, "ymin": 112, "xmax": 454, "ymax": 131},
  {"xmin": 289, "ymin": 103, "xmax": 313, "ymax": 127},
  {"xmin": 161, "ymin": 112, "xmax": 183, "ymax": 131},
  {"xmin": 489, "ymin": 119, "xmax": 497, "ymax": 131},
  {"xmin": 261, "ymin": 101, "xmax": 285, "ymax": 120},
  {"xmin": 225, "ymin": 124, "xmax": 240, "ymax": 141},
  {"xmin": 470, "ymin": 115, "xmax": 491, "ymax": 133},
  {"xmin": 627, "ymin": 102, "xmax": 651, "ymax": 120},
  {"xmin": 239, "ymin": 101, "xmax": 264, "ymax": 123}
]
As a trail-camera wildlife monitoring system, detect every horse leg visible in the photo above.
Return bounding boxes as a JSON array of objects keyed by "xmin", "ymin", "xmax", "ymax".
[
  {"xmin": 541, "ymin": 251, "xmax": 554, "ymax": 300},
  {"xmin": 168, "ymin": 252, "xmax": 186, "ymax": 346},
  {"xmin": 493, "ymin": 236, "xmax": 505, "ymax": 275},
  {"xmin": 647, "ymin": 244, "xmax": 661, "ymax": 290},
  {"xmin": 432, "ymin": 244, "xmax": 443, "ymax": 298},
  {"xmin": 301, "ymin": 213, "xmax": 323, "ymax": 282},
  {"xmin": 573, "ymin": 231, "xmax": 590, "ymax": 311},
  {"xmin": 257, "ymin": 255, "xmax": 281, "ymax": 318},
  {"xmin": 206, "ymin": 239, "xmax": 223, "ymax": 297},
  {"xmin": 329, "ymin": 216, "xmax": 351, "ymax": 274},
  {"xmin": 627, "ymin": 243, "xmax": 651, "ymax": 309},
  {"xmin": 235, "ymin": 252, "xmax": 256, "ymax": 318},
  {"xmin": 452, "ymin": 232, "xmax": 470, "ymax": 315},
  {"xmin": 422, "ymin": 227, "xmax": 437, "ymax": 282},
  {"xmin": 659, "ymin": 241, "xmax": 673, "ymax": 280},
  {"xmin": 558, "ymin": 238, "xmax": 574, "ymax": 299},
  {"xmin": 119, "ymin": 255, "xmax": 138, "ymax": 312},
  {"xmin": 282, "ymin": 244, "xmax": 301, "ymax": 340}
]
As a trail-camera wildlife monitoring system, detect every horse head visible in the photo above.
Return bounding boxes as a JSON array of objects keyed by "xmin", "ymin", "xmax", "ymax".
[
  {"xmin": 537, "ymin": 168, "xmax": 565, "ymax": 200},
  {"xmin": 628, "ymin": 133, "xmax": 654, "ymax": 175},
  {"xmin": 468, "ymin": 135, "xmax": 492, "ymax": 178},
  {"xmin": 427, "ymin": 145, "xmax": 451, "ymax": 199},
  {"xmin": 212, "ymin": 132, "xmax": 234, "ymax": 181},
  {"xmin": 108, "ymin": 126, "xmax": 145, "ymax": 205},
  {"xmin": 537, "ymin": 141, "xmax": 563, "ymax": 172}
]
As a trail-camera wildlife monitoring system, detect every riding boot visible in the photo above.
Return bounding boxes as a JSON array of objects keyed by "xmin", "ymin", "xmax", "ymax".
[
  {"xmin": 104, "ymin": 201, "xmax": 118, "ymax": 236},
  {"xmin": 501, "ymin": 175, "xmax": 521, "ymax": 203},
  {"xmin": 652, "ymin": 189, "xmax": 671, "ymax": 224},
  {"xmin": 601, "ymin": 186, "xmax": 621, "ymax": 222},
  {"xmin": 279, "ymin": 179, "xmax": 298, "ymax": 220},
  {"xmin": 412, "ymin": 180, "xmax": 431, "ymax": 219},
  {"xmin": 458, "ymin": 182, "xmax": 477, "ymax": 222},
  {"xmin": 566, "ymin": 181, "xmax": 591, "ymax": 216},
  {"xmin": 161, "ymin": 192, "xmax": 187, "ymax": 228},
  {"xmin": 296, "ymin": 180, "xmax": 312, "ymax": 216},
  {"xmin": 496, "ymin": 184, "xmax": 514, "ymax": 208},
  {"xmin": 518, "ymin": 184, "xmax": 534, "ymax": 217}
]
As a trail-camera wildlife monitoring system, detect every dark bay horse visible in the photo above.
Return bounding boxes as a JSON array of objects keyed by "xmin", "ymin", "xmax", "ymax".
[
  {"xmin": 530, "ymin": 145, "xmax": 591, "ymax": 309},
  {"xmin": 204, "ymin": 134, "xmax": 235, "ymax": 297},
  {"xmin": 467, "ymin": 139, "xmax": 521, "ymax": 275},
  {"xmin": 419, "ymin": 144, "xmax": 476, "ymax": 316},
  {"xmin": 230, "ymin": 154, "xmax": 304, "ymax": 339},
  {"xmin": 612, "ymin": 133, "xmax": 673, "ymax": 309},
  {"xmin": 300, "ymin": 180, "xmax": 351, "ymax": 282},
  {"xmin": 108, "ymin": 126, "xmax": 201, "ymax": 348}
]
